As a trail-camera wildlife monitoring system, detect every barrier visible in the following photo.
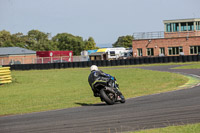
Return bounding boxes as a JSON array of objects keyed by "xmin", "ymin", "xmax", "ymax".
[
  {"xmin": 4, "ymin": 55, "xmax": 200, "ymax": 71},
  {"xmin": 106, "ymin": 60, "xmax": 111, "ymax": 66},
  {"xmin": 0, "ymin": 67, "xmax": 12, "ymax": 84},
  {"xmin": 102, "ymin": 60, "xmax": 106, "ymax": 66}
]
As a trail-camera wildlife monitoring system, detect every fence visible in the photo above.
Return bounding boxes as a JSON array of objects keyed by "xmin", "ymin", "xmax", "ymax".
[
  {"xmin": 133, "ymin": 31, "xmax": 164, "ymax": 40},
  {"xmin": 0, "ymin": 67, "xmax": 12, "ymax": 84},
  {"xmin": 133, "ymin": 31, "xmax": 199, "ymax": 40},
  {"xmin": 0, "ymin": 56, "xmax": 87, "ymax": 66},
  {"xmin": 3, "ymin": 55, "xmax": 200, "ymax": 71}
]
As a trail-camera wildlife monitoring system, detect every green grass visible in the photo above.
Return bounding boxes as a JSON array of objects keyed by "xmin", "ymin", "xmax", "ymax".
[
  {"xmin": 102, "ymin": 62, "xmax": 200, "ymax": 68},
  {"xmin": 131, "ymin": 123, "xmax": 200, "ymax": 133},
  {"xmin": 0, "ymin": 66, "xmax": 194, "ymax": 115},
  {"xmin": 173, "ymin": 63, "xmax": 200, "ymax": 69}
]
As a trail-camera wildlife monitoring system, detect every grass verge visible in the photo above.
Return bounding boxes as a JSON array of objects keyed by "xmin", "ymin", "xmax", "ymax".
[
  {"xmin": 131, "ymin": 123, "xmax": 200, "ymax": 133},
  {"xmin": 172, "ymin": 63, "xmax": 200, "ymax": 69},
  {"xmin": 0, "ymin": 66, "xmax": 194, "ymax": 115}
]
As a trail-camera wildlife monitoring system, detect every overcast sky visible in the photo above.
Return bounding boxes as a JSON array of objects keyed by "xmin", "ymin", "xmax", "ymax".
[{"xmin": 1, "ymin": 0, "xmax": 200, "ymax": 47}]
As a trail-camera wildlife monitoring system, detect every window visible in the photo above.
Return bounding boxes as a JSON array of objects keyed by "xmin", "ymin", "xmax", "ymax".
[
  {"xmin": 179, "ymin": 46, "xmax": 183, "ymax": 52},
  {"xmin": 168, "ymin": 47, "xmax": 183, "ymax": 55},
  {"xmin": 181, "ymin": 23, "xmax": 187, "ymax": 31},
  {"xmin": 110, "ymin": 51, "xmax": 115, "ymax": 56},
  {"xmin": 190, "ymin": 46, "xmax": 194, "ymax": 54},
  {"xmin": 190, "ymin": 46, "xmax": 200, "ymax": 54},
  {"xmin": 196, "ymin": 22, "xmax": 200, "ymax": 30},
  {"xmin": 198, "ymin": 22, "xmax": 200, "ymax": 30},
  {"xmin": 166, "ymin": 23, "xmax": 179, "ymax": 32},
  {"xmin": 137, "ymin": 48, "xmax": 142, "ymax": 56},
  {"xmin": 173, "ymin": 23, "xmax": 179, "ymax": 32},
  {"xmin": 159, "ymin": 47, "xmax": 165, "ymax": 55},
  {"xmin": 188, "ymin": 22, "xmax": 194, "ymax": 31},
  {"xmin": 168, "ymin": 47, "xmax": 172, "ymax": 55},
  {"xmin": 147, "ymin": 48, "xmax": 154, "ymax": 56},
  {"xmin": 166, "ymin": 23, "xmax": 171, "ymax": 32}
]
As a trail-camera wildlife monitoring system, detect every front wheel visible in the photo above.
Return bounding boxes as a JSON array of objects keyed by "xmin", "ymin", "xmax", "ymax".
[
  {"xmin": 100, "ymin": 89, "xmax": 115, "ymax": 105},
  {"xmin": 119, "ymin": 95, "xmax": 126, "ymax": 103}
]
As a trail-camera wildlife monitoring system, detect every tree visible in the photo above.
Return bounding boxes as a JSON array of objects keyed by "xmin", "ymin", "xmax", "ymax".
[
  {"xmin": 0, "ymin": 30, "xmax": 12, "ymax": 47},
  {"xmin": 11, "ymin": 32, "xmax": 27, "ymax": 48},
  {"xmin": 0, "ymin": 31, "xmax": 31, "ymax": 48},
  {"xmin": 28, "ymin": 30, "xmax": 48, "ymax": 42},
  {"xmin": 27, "ymin": 30, "xmax": 55, "ymax": 51},
  {"xmin": 112, "ymin": 35, "xmax": 133, "ymax": 48},
  {"xmin": 84, "ymin": 37, "xmax": 98, "ymax": 50},
  {"xmin": 52, "ymin": 33, "xmax": 84, "ymax": 55}
]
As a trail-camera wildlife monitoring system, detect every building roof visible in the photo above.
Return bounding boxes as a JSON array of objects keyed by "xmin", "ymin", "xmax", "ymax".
[
  {"xmin": 163, "ymin": 18, "xmax": 200, "ymax": 23},
  {"xmin": 0, "ymin": 47, "xmax": 36, "ymax": 56}
]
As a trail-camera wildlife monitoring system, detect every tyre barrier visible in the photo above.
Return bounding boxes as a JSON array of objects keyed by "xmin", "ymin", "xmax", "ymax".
[
  {"xmin": 0, "ymin": 67, "xmax": 12, "ymax": 84},
  {"xmin": 158, "ymin": 57, "xmax": 164, "ymax": 63},
  {"xmin": 130, "ymin": 59, "xmax": 135, "ymax": 65},
  {"xmin": 4, "ymin": 55, "xmax": 200, "ymax": 70},
  {"xmin": 106, "ymin": 60, "xmax": 111, "ymax": 66}
]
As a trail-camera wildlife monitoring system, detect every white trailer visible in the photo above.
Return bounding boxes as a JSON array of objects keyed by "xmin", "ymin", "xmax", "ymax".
[{"xmin": 97, "ymin": 47, "xmax": 132, "ymax": 60}]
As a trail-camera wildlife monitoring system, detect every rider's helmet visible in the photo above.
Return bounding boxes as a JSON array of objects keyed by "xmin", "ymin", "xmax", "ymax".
[{"xmin": 90, "ymin": 65, "xmax": 98, "ymax": 72}]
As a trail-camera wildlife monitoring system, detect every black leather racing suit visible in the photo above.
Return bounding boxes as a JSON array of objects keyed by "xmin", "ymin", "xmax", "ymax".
[{"xmin": 88, "ymin": 70, "xmax": 122, "ymax": 97}]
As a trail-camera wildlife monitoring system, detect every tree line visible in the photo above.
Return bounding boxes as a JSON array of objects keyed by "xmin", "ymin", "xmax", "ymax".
[{"xmin": 0, "ymin": 30, "xmax": 133, "ymax": 55}]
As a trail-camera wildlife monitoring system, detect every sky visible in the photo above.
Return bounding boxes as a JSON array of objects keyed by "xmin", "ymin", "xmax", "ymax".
[{"xmin": 1, "ymin": 0, "xmax": 200, "ymax": 47}]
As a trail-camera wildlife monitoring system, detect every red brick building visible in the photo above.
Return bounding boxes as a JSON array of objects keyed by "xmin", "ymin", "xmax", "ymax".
[
  {"xmin": 132, "ymin": 18, "xmax": 200, "ymax": 57},
  {"xmin": 0, "ymin": 47, "xmax": 36, "ymax": 65}
]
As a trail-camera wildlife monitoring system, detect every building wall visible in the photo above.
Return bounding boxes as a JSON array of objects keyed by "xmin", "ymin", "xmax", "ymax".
[
  {"xmin": 164, "ymin": 31, "xmax": 200, "ymax": 38},
  {"xmin": 0, "ymin": 54, "xmax": 36, "ymax": 65},
  {"xmin": 132, "ymin": 36, "xmax": 200, "ymax": 57}
]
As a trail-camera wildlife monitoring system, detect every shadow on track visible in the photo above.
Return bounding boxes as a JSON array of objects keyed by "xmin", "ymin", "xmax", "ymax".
[{"xmin": 75, "ymin": 102, "xmax": 107, "ymax": 106}]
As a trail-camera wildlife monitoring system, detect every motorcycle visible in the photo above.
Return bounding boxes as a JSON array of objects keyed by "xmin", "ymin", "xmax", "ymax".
[{"xmin": 92, "ymin": 78, "xmax": 125, "ymax": 105}]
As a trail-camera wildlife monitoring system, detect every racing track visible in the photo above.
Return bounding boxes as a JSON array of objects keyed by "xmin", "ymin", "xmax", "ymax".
[{"xmin": 0, "ymin": 65, "xmax": 200, "ymax": 133}]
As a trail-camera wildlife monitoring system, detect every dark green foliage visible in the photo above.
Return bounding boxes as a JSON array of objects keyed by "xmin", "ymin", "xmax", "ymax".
[
  {"xmin": 84, "ymin": 37, "xmax": 99, "ymax": 50},
  {"xmin": 112, "ymin": 35, "xmax": 133, "ymax": 48},
  {"xmin": 0, "ymin": 30, "xmax": 57, "ymax": 51},
  {"xmin": 52, "ymin": 33, "xmax": 85, "ymax": 55}
]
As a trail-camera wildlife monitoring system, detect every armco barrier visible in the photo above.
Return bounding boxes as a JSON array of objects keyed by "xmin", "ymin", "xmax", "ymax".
[
  {"xmin": 4, "ymin": 55, "xmax": 200, "ymax": 71},
  {"xmin": 0, "ymin": 67, "xmax": 12, "ymax": 84}
]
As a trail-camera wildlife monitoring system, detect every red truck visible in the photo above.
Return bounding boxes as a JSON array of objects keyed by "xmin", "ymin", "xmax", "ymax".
[{"xmin": 36, "ymin": 51, "xmax": 73, "ymax": 63}]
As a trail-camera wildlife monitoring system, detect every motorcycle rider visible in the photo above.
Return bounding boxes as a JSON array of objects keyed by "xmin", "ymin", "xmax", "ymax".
[{"xmin": 88, "ymin": 65, "xmax": 125, "ymax": 102}]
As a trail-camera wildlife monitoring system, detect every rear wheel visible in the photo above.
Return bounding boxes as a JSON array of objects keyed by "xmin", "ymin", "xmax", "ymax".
[{"xmin": 100, "ymin": 89, "xmax": 115, "ymax": 105}]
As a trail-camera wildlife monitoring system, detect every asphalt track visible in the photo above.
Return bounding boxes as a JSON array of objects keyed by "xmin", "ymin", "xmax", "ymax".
[{"xmin": 0, "ymin": 65, "xmax": 200, "ymax": 133}]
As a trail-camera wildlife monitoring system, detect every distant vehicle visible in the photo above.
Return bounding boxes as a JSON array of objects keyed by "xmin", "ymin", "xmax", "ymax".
[{"xmin": 89, "ymin": 47, "xmax": 133, "ymax": 61}]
